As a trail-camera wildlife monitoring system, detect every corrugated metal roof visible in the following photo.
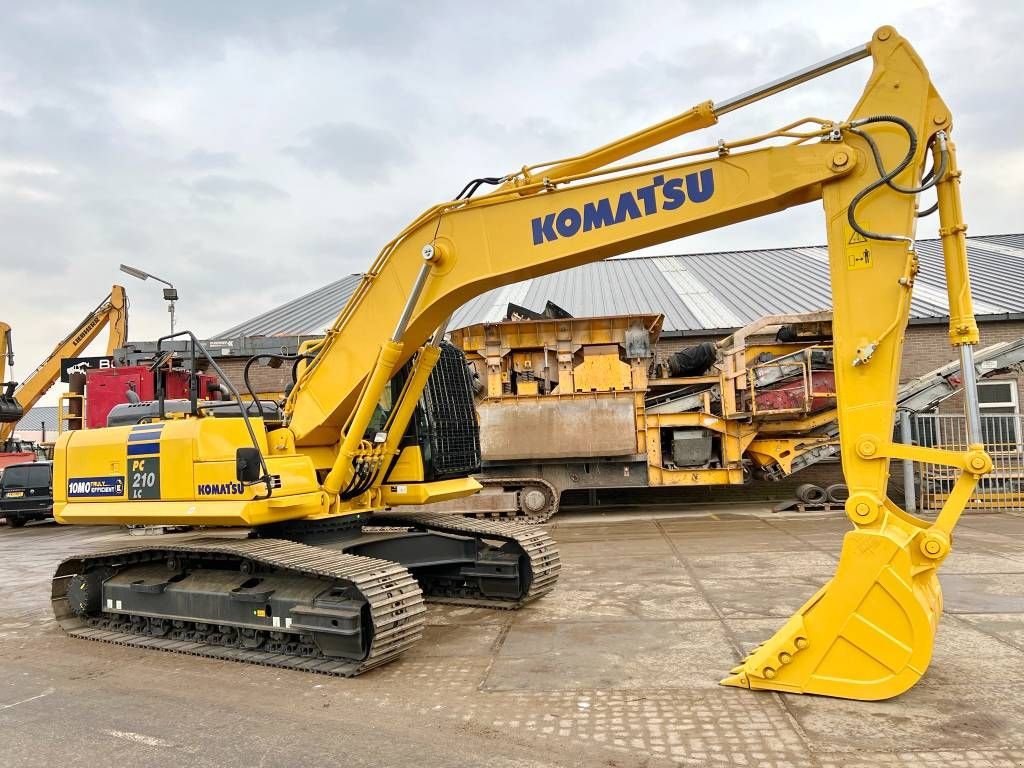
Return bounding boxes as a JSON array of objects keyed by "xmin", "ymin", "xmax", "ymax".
[
  {"xmin": 216, "ymin": 234, "xmax": 1024, "ymax": 339},
  {"xmin": 216, "ymin": 274, "xmax": 362, "ymax": 338},
  {"xmin": 14, "ymin": 405, "xmax": 58, "ymax": 432}
]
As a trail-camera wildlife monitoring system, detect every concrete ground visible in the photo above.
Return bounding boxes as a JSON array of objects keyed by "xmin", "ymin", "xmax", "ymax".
[{"xmin": 2, "ymin": 506, "xmax": 1024, "ymax": 768}]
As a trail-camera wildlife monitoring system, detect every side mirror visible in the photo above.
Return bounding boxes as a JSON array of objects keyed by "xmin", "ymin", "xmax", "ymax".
[{"xmin": 235, "ymin": 447, "xmax": 263, "ymax": 484}]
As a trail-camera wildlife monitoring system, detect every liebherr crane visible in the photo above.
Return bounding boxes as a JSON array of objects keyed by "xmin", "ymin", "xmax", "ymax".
[
  {"xmin": 51, "ymin": 26, "xmax": 991, "ymax": 701},
  {"xmin": 0, "ymin": 286, "xmax": 129, "ymax": 444}
]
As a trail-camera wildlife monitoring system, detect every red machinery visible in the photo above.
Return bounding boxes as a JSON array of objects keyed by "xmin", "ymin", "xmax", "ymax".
[
  {"xmin": 0, "ymin": 440, "xmax": 41, "ymax": 471},
  {"xmin": 752, "ymin": 370, "xmax": 837, "ymax": 414},
  {"xmin": 84, "ymin": 366, "xmax": 220, "ymax": 429}
]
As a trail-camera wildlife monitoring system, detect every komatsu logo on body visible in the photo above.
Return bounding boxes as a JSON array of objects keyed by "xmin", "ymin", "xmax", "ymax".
[
  {"xmin": 197, "ymin": 482, "xmax": 245, "ymax": 496},
  {"xmin": 531, "ymin": 168, "xmax": 715, "ymax": 245}
]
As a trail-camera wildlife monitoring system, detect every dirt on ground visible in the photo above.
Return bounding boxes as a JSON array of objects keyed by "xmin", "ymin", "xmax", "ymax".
[{"xmin": 2, "ymin": 506, "xmax": 1023, "ymax": 767}]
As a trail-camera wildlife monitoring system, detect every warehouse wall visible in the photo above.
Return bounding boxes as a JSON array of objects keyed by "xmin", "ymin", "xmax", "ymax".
[
  {"xmin": 199, "ymin": 357, "xmax": 293, "ymax": 398},
  {"xmin": 903, "ymin": 320, "xmax": 1024, "ymax": 413}
]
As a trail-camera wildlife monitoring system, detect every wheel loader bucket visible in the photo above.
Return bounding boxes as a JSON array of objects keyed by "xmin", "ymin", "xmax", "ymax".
[{"xmin": 721, "ymin": 518, "xmax": 941, "ymax": 700}]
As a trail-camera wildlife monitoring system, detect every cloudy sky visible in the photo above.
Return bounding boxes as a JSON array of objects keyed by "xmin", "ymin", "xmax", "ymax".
[{"xmin": 2, "ymin": 1, "xmax": 1021, "ymax": 402}]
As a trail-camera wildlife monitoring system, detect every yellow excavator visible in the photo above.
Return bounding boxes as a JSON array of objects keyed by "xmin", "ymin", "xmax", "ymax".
[
  {"xmin": 51, "ymin": 26, "xmax": 991, "ymax": 701},
  {"xmin": 0, "ymin": 286, "xmax": 128, "ymax": 457}
]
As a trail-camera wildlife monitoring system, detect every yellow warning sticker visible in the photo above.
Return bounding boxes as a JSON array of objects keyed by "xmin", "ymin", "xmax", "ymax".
[
  {"xmin": 845, "ymin": 226, "xmax": 872, "ymax": 270},
  {"xmin": 847, "ymin": 247, "xmax": 873, "ymax": 270}
]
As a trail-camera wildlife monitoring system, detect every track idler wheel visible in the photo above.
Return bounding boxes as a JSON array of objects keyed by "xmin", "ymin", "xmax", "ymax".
[{"xmin": 721, "ymin": 501, "xmax": 942, "ymax": 700}]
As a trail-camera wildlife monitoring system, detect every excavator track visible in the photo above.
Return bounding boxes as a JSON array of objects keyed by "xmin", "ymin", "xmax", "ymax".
[
  {"xmin": 371, "ymin": 512, "xmax": 561, "ymax": 608},
  {"xmin": 51, "ymin": 537, "xmax": 426, "ymax": 676}
]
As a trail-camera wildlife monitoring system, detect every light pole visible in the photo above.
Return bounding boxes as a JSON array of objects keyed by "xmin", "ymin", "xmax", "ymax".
[{"xmin": 119, "ymin": 264, "xmax": 179, "ymax": 334}]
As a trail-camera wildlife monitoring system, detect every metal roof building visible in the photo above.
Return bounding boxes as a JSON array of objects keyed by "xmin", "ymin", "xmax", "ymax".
[
  {"xmin": 12, "ymin": 405, "xmax": 59, "ymax": 439},
  {"xmin": 215, "ymin": 234, "xmax": 1024, "ymax": 339},
  {"xmin": 217, "ymin": 274, "xmax": 363, "ymax": 340}
]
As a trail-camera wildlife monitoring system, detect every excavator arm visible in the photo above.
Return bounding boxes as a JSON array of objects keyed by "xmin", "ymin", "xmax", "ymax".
[{"xmin": 0, "ymin": 286, "xmax": 128, "ymax": 441}]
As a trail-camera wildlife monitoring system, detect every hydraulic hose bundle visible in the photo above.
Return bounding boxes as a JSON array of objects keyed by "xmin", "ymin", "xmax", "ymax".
[{"xmin": 846, "ymin": 115, "xmax": 949, "ymax": 243}]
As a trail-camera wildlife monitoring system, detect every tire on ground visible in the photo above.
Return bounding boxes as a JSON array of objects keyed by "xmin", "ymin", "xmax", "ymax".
[
  {"xmin": 795, "ymin": 483, "xmax": 828, "ymax": 505},
  {"xmin": 825, "ymin": 483, "xmax": 850, "ymax": 503}
]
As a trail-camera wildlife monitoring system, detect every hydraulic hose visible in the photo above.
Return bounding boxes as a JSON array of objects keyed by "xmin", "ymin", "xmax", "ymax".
[
  {"xmin": 914, "ymin": 139, "xmax": 948, "ymax": 218},
  {"xmin": 851, "ymin": 119, "xmax": 948, "ymax": 196},
  {"xmin": 854, "ymin": 122, "xmax": 948, "ymax": 219},
  {"xmin": 845, "ymin": 115, "xmax": 917, "ymax": 243},
  {"xmin": 845, "ymin": 116, "xmax": 950, "ymax": 240},
  {"xmin": 340, "ymin": 458, "xmax": 381, "ymax": 501},
  {"xmin": 243, "ymin": 353, "xmax": 314, "ymax": 419},
  {"xmin": 455, "ymin": 176, "xmax": 506, "ymax": 200}
]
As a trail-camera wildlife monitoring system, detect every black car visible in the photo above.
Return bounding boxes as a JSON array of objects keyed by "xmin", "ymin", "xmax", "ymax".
[{"xmin": 0, "ymin": 461, "xmax": 53, "ymax": 527}]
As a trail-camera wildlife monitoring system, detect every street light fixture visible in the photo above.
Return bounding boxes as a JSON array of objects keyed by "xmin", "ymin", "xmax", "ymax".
[{"xmin": 119, "ymin": 264, "xmax": 179, "ymax": 334}]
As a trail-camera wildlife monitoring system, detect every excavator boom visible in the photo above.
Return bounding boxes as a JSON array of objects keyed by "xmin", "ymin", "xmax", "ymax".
[
  {"xmin": 53, "ymin": 27, "xmax": 992, "ymax": 700},
  {"xmin": 0, "ymin": 286, "xmax": 128, "ymax": 441}
]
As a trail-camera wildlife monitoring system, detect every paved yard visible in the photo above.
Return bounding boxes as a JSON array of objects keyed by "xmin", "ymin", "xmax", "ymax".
[{"xmin": 2, "ymin": 507, "xmax": 1023, "ymax": 767}]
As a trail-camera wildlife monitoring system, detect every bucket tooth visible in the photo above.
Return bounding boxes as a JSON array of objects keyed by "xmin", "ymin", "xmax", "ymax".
[
  {"xmin": 721, "ymin": 671, "xmax": 749, "ymax": 688},
  {"xmin": 720, "ymin": 525, "xmax": 941, "ymax": 701}
]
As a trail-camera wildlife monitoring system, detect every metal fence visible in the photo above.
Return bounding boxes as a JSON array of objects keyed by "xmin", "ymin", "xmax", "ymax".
[{"xmin": 911, "ymin": 412, "xmax": 1024, "ymax": 512}]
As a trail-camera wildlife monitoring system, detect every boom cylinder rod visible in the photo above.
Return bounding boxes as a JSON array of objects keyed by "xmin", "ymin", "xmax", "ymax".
[
  {"xmin": 392, "ymin": 260, "xmax": 433, "ymax": 343},
  {"xmin": 524, "ymin": 40, "xmax": 871, "ymax": 186},
  {"xmin": 3, "ymin": 326, "xmax": 13, "ymax": 367},
  {"xmin": 379, "ymin": 344, "xmax": 442, "ymax": 462},
  {"xmin": 529, "ymin": 101, "xmax": 717, "ymax": 184},
  {"xmin": 374, "ymin": 316, "xmax": 454, "ymax": 485},
  {"xmin": 934, "ymin": 139, "xmax": 979, "ymax": 346},
  {"xmin": 933, "ymin": 138, "xmax": 984, "ymax": 445},
  {"xmin": 959, "ymin": 345, "xmax": 984, "ymax": 445},
  {"xmin": 899, "ymin": 410, "xmax": 917, "ymax": 513},
  {"xmin": 322, "ymin": 340, "xmax": 404, "ymax": 496},
  {"xmin": 323, "ymin": 252, "xmax": 438, "ymax": 495},
  {"xmin": 714, "ymin": 44, "xmax": 871, "ymax": 116},
  {"xmin": 431, "ymin": 315, "xmax": 452, "ymax": 346}
]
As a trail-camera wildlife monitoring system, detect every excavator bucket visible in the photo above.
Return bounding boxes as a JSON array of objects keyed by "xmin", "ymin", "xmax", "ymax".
[{"xmin": 721, "ymin": 508, "xmax": 941, "ymax": 700}]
